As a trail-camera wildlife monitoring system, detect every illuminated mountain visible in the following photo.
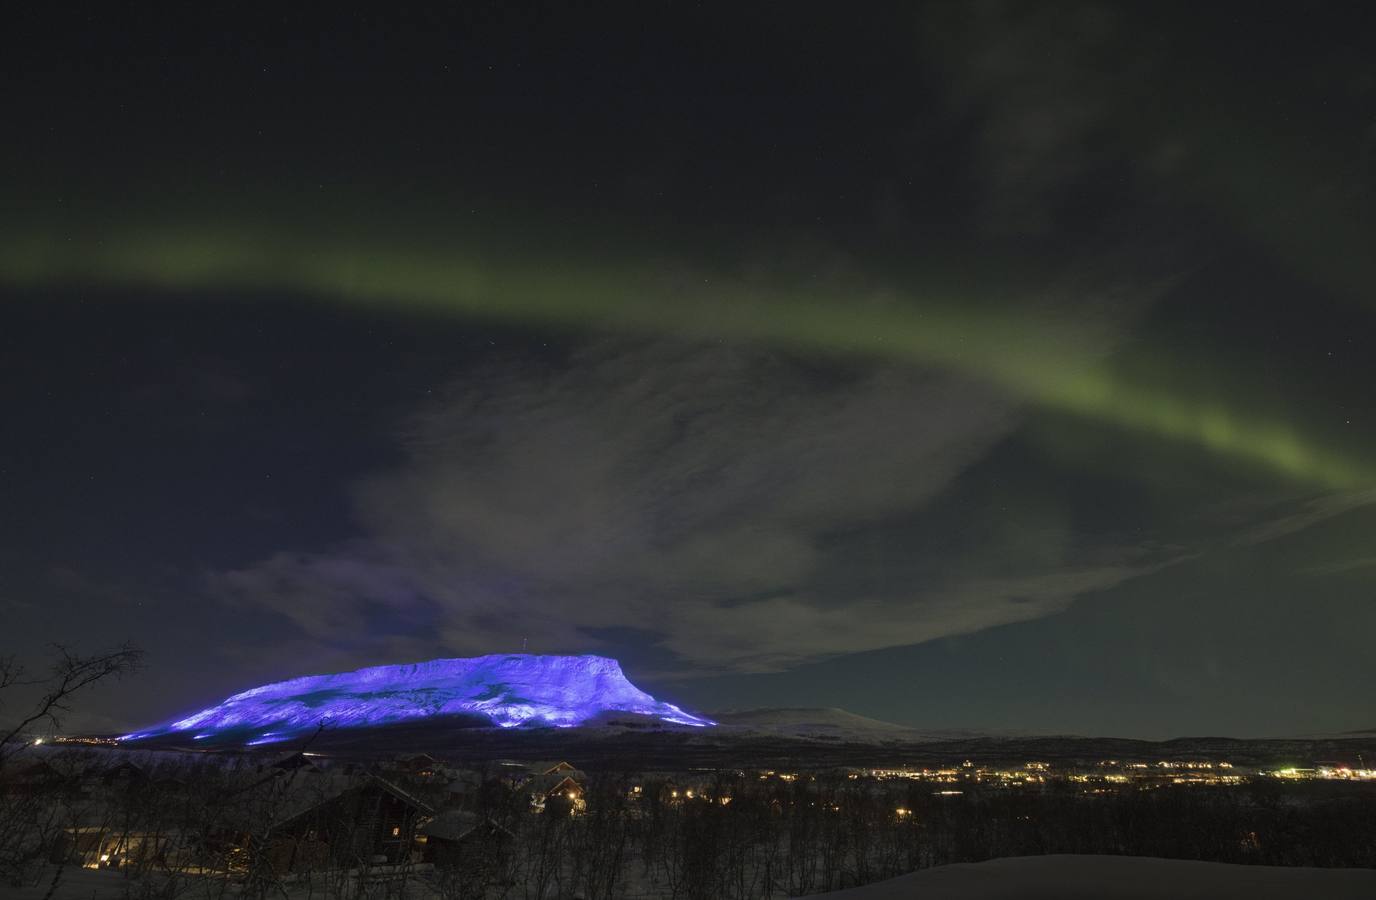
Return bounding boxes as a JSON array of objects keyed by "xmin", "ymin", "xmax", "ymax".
[{"xmin": 120, "ymin": 654, "xmax": 712, "ymax": 745}]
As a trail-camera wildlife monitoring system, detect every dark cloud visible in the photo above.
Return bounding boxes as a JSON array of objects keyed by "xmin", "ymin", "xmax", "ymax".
[{"xmin": 922, "ymin": 3, "xmax": 1148, "ymax": 237}]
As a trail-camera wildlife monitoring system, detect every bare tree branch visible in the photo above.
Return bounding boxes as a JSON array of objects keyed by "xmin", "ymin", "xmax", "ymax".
[{"xmin": 0, "ymin": 642, "xmax": 143, "ymax": 767}]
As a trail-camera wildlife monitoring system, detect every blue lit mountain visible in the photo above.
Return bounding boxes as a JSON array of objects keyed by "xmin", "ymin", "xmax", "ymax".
[{"xmin": 121, "ymin": 654, "xmax": 712, "ymax": 746}]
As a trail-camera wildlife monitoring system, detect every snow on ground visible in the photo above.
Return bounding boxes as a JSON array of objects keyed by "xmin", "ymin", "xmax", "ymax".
[
  {"xmin": 13, "ymin": 856, "xmax": 1376, "ymax": 899},
  {"xmin": 8, "ymin": 866, "xmax": 138, "ymax": 900},
  {"xmin": 818, "ymin": 855, "xmax": 1376, "ymax": 899},
  {"xmin": 7, "ymin": 866, "xmax": 440, "ymax": 900}
]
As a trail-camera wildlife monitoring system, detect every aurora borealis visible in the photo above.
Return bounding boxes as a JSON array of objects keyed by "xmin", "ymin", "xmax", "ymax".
[
  {"xmin": 5, "ymin": 219, "xmax": 1369, "ymax": 490},
  {"xmin": 3, "ymin": 5, "xmax": 1375, "ymax": 740}
]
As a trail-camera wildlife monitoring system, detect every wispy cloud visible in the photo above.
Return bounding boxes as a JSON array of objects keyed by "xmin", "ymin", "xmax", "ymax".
[
  {"xmin": 1303, "ymin": 556, "xmax": 1376, "ymax": 577},
  {"xmin": 207, "ymin": 340, "xmax": 1192, "ymax": 674},
  {"xmin": 1230, "ymin": 489, "xmax": 1376, "ymax": 547}
]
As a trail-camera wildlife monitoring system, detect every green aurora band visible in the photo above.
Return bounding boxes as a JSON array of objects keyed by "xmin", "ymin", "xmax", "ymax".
[{"xmin": 1, "ymin": 225, "xmax": 1368, "ymax": 490}]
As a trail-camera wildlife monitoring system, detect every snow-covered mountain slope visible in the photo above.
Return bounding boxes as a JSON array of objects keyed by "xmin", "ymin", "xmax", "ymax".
[{"xmin": 121, "ymin": 654, "xmax": 712, "ymax": 745}]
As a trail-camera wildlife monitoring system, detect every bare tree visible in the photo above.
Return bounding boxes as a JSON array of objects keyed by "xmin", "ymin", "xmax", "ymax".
[{"xmin": 0, "ymin": 642, "xmax": 144, "ymax": 768}]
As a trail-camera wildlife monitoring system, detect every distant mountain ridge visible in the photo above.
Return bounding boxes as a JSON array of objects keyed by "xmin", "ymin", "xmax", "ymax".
[
  {"xmin": 708, "ymin": 706, "xmax": 984, "ymax": 741},
  {"xmin": 712, "ymin": 707, "xmax": 911, "ymax": 733}
]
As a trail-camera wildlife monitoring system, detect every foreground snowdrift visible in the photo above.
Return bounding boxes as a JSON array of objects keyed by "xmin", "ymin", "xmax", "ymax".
[
  {"xmin": 820, "ymin": 855, "xmax": 1376, "ymax": 899},
  {"xmin": 13, "ymin": 857, "xmax": 1376, "ymax": 899}
]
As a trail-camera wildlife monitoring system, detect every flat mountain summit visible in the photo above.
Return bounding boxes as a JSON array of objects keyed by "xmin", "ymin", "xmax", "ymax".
[{"xmin": 121, "ymin": 653, "xmax": 712, "ymax": 746}]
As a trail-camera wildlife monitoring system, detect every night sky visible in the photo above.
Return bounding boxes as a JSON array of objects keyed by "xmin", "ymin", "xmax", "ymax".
[{"xmin": 3, "ymin": 5, "xmax": 1375, "ymax": 739}]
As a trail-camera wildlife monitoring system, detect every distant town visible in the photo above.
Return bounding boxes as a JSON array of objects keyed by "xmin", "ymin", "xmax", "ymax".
[
  {"xmin": 863, "ymin": 757, "xmax": 1376, "ymax": 789},
  {"xmin": 4, "ymin": 732, "xmax": 1373, "ymax": 897}
]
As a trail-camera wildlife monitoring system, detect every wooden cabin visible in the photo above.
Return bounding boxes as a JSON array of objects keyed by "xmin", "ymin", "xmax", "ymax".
[
  {"xmin": 527, "ymin": 774, "xmax": 585, "ymax": 815},
  {"xmin": 393, "ymin": 753, "xmax": 443, "ymax": 777},
  {"xmin": 531, "ymin": 760, "xmax": 579, "ymax": 777},
  {"xmin": 100, "ymin": 760, "xmax": 148, "ymax": 788},
  {"xmin": 262, "ymin": 774, "xmax": 433, "ymax": 873},
  {"xmin": 420, "ymin": 810, "xmax": 514, "ymax": 869}
]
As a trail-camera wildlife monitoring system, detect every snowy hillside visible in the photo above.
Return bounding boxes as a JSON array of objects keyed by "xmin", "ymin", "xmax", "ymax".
[{"xmin": 818, "ymin": 855, "xmax": 1376, "ymax": 899}]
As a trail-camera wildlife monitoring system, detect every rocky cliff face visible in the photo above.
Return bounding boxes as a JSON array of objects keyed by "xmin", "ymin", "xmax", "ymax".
[{"xmin": 122, "ymin": 654, "xmax": 712, "ymax": 744}]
